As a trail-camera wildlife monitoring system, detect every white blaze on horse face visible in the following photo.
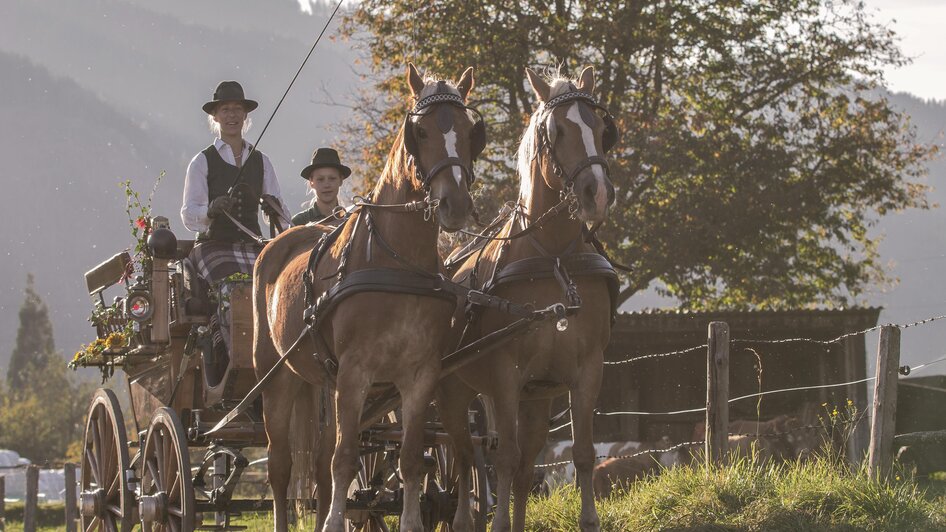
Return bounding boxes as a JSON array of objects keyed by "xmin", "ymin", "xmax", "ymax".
[
  {"xmin": 443, "ymin": 128, "xmax": 463, "ymax": 186},
  {"xmin": 565, "ymin": 103, "xmax": 609, "ymax": 211}
]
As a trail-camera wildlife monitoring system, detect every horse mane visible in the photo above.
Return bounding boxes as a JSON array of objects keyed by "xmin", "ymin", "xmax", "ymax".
[
  {"xmin": 372, "ymin": 74, "xmax": 465, "ymax": 197},
  {"xmin": 517, "ymin": 75, "xmax": 580, "ymax": 201}
]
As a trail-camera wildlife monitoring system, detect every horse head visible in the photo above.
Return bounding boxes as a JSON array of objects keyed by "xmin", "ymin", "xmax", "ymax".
[
  {"xmin": 523, "ymin": 66, "xmax": 617, "ymax": 223},
  {"xmin": 402, "ymin": 63, "xmax": 484, "ymax": 232}
]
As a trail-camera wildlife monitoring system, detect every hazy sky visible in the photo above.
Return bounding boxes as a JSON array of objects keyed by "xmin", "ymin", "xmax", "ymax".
[{"xmin": 863, "ymin": 0, "xmax": 946, "ymax": 101}]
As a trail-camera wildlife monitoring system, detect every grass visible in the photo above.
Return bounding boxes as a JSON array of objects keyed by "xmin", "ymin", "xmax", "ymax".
[
  {"xmin": 6, "ymin": 457, "xmax": 946, "ymax": 531},
  {"xmin": 527, "ymin": 454, "xmax": 946, "ymax": 531}
]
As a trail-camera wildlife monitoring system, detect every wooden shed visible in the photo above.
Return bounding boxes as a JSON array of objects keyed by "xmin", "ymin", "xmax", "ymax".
[{"xmin": 574, "ymin": 308, "xmax": 880, "ymax": 458}]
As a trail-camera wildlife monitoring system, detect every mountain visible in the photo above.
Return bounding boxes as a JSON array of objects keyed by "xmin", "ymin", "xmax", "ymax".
[
  {"xmin": 868, "ymin": 93, "xmax": 946, "ymax": 366},
  {"xmin": 0, "ymin": 51, "xmax": 184, "ymax": 372},
  {"xmin": 0, "ymin": 0, "xmax": 360, "ymax": 375}
]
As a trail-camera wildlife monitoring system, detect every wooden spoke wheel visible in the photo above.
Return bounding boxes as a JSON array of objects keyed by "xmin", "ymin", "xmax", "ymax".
[
  {"xmin": 347, "ymin": 448, "xmax": 398, "ymax": 532},
  {"xmin": 79, "ymin": 388, "xmax": 135, "ymax": 532},
  {"xmin": 348, "ymin": 412, "xmax": 401, "ymax": 532},
  {"xmin": 139, "ymin": 407, "xmax": 195, "ymax": 532},
  {"xmin": 425, "ymin": 443, "xmax": 490, "ymax": 532},
  {"xmin": 425, "ymin": 397, "xmax": 493, "ymax": 532}
]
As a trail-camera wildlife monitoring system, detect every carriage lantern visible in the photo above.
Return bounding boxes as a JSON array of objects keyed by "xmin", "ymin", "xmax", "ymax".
[{"xmin": 125, "ymin": 290, "xmax": 153, "ymax": 322}]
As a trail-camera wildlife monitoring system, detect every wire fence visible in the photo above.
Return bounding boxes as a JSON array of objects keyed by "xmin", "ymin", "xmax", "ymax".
[
  {"xmin": 537, "ymin": 312, "xmax": 946, "ymax": 473},
  {"xmin": 604, "ymin": 313, "xmax": 946, "ymax": 367}
]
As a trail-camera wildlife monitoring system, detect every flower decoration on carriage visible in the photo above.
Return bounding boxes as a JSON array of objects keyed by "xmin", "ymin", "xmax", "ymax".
[{"xmin": 121, "ymin": 171, "xmax": 165, "ymax": 276}]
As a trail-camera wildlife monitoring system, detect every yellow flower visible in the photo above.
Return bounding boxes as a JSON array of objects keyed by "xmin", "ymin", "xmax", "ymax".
[
  {"xmin": 73, "ymin": 351, "xmax": 83, "ymax": 362},
  {"xmin": 105, "ymin": 333, "xmax": 125, "ymax": 349}
]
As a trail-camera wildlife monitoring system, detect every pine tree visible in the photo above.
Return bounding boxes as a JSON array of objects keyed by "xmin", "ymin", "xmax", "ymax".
[{"xmin": 7, "ymin": 274, "xmax": 57, "ymax": 394}]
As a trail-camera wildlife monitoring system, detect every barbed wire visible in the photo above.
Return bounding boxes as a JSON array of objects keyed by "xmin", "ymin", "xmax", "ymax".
[
  {"xmin": 602, "ymin": 313, "xmax": 946, "ymax": 366},
  {"xmin": 732, "ymin": 314, "xmax": 946, "ymax": 346},
  {"xmin": 535, "ymin": 440, "xmax": 706, "ymax": 470},
  {"xmin": 604, "ymin": 344, "xmax": 707, "ymax": 366},
  {"xmin": 594, "ymin": 352, "xmax": 946, "ymax": 418}
]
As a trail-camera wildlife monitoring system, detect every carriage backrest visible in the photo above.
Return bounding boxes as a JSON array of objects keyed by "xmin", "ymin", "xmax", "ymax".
[{"xmin": 85, "ymin": 251, "xmax": 132, "ymax": 296}]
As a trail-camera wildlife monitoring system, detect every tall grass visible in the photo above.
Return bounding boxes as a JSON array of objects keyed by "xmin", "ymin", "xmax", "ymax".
[{"xmin": 526, "ymin": 454, "xmax": 946, "ymax": 531}]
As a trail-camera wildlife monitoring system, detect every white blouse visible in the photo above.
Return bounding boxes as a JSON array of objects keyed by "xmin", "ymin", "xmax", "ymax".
[{"xmin": 181, "ymin": 138, "xmax": 291, "ymax": 233}]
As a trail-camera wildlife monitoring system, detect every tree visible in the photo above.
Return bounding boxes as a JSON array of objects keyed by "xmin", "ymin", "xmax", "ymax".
[
  {"xmin": 7, "ymin": 274, "xmax": 57, "ymax": 394},
  {"xmin": 0, "ymin": 275, "xmax": 88, "ymax": 462},
  {"xmin": 0, "ymin": 358, "xmax": 88, "ymax": 463},
  {"xmin": 337, "ymin": 0, "xmax": 935, "ymax": 309}
]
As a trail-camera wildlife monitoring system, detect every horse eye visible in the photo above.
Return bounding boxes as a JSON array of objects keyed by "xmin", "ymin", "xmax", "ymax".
[{"xmin": 417, "ymin": 128, "xmax": 428, "ymax": 140}]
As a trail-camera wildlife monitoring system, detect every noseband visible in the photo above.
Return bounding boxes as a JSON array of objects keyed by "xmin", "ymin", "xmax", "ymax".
[
  {"xmin": 536, "ymin": 91, "xmax": 618, "ymax": 191},
  {"xmin": 404, "ymin": 91, "xmax": 486, "ymax": 190}
]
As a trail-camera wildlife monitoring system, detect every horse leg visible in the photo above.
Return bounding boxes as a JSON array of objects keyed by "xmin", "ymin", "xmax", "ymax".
[
  {"xmin": 261, "ymin": 368, "xmax": 302, "ymax": 532},
  {"xmin": 511, "ymin": 398, "xmax": 552, "ymax": 532},
  {"xmin": 322, "ymin": 366, "xmax": 371, "ymax": 532},
  {"xmin": 570, "ymin": 368, "xmax": 603, "ymax": 532},
  {"xmin": 395, "ymin": 368, "xmax": 440, "ymax": 532},
  {"xmin": 436, "ymin": 376, "xmax": 479, "ymax": 532},
  {"xmin": 487, "ymin": 382, "xmax": 521, "ymax": 532}
]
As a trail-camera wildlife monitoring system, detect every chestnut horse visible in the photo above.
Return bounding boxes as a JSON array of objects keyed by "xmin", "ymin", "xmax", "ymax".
[
  {"xmin": 253, "ymin": 64, "xmax": 483, "ymax": 532},
  {"xmin": 438, "ymin": 67, "xmax": 617, "ymax": 532}
]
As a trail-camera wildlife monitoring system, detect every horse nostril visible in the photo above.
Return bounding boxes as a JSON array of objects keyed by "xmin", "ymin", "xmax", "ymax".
[{"xmin": 606, "ymin": 182, "xmax": 616, "ymax": 206}]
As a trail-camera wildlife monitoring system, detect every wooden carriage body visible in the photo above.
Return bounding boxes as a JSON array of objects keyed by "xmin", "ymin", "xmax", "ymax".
[{"xmin": 75, "ymin": 215, "xmax": 493, "ymax": 531}]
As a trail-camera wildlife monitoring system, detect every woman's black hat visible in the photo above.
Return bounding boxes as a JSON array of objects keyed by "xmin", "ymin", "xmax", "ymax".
[{"xmin": 202, "ymin": 81, "xmax": 259, "ymax": 114}]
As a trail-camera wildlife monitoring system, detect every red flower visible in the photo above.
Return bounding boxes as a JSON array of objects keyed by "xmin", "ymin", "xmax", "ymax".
[{"xmin": 136, "ymin": 217, "xmax": 148, "ymax": 229}]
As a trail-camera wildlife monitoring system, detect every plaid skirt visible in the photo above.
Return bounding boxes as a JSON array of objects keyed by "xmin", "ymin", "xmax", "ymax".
[{"xmin": 188, "ymin": 240, "xmax": 263, "ymax": 284}]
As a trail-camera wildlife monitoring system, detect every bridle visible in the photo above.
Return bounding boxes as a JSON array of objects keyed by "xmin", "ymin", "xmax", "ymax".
[
  {"xmin": 535, "ymin": 91, "xmax": 618, "ymax": 196},
  {"xmin": 404, "ymin": 90, "xmax": 487, "ymax": 191}
]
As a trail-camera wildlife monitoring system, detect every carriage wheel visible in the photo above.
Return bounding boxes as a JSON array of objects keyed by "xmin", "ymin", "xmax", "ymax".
[
  {"xmin": 348, "ymin": 411, "xmax": 400, "ymax": 532},
  {"xmin": 347, "ymin": 449, "xmax": 397, "ymax": 532},
  {"xmin": 425, "ymin": 397, "xmax": 493, "ymax": 532},
  {"xmin": 425, "ymin": 443, "xmax": 490, "ymax": 532},
  {"xmin": 79, "ymin": 388, "xmax": 135, "ymax": 532},
  {"xmin": 138, "ymin": 407, "xmax": 195, "ymax": 532}
]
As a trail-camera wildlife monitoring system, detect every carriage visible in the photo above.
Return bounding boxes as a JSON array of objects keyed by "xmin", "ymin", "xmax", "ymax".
[
  {"xmin": 74, "ymin": 214, "xmax": 501, "ymax": 531},
  {"xmin": 73, "ymin": 64, "xmax": 618, "ymax": 532}
]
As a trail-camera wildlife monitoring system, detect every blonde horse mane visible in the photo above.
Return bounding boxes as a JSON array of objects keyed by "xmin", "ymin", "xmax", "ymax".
[{"xmin": 516, "ymin": 74, "xmax": 581, "ymax": 202}]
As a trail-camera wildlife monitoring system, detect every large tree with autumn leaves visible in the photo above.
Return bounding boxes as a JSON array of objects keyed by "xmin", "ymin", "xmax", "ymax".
[{"xmin": 333, "ymin": 0, "xmax": 935, "ymax": 309}]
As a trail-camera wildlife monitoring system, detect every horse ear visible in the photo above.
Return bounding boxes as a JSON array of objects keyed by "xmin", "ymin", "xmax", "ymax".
[
  {"xmin": 407, "ymin": 63, "xmax": 425, "ymax": 98},
  {"xmin": 577, "ymin": 66, "xmax": 595, "ymax": 94},
  {"xmin": 526, "ymin": 67, "xmax": 551, "ymax": 103},
  {"xmin": 456, "ymin": 67, "xmax": 475, "ymax": 100}
]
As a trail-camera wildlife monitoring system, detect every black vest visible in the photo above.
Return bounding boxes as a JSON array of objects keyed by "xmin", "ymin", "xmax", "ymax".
[{"xmin": 199, "ymin": 144, "xmax": 264, "ymax": 242}]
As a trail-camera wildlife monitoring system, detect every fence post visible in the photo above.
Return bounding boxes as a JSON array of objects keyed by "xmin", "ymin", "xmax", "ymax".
[
  {"xmin": 0, "ymin": 475, "xmax": 5, "ymax": 531},
  {"xmin": 24, "ymin": 465, "xmax": 39, "ymax": 532},
  {"xmin": 64, "ymin": 463, "xmax": 77, "ymax": 532},
  {"xmin": 868, "ymin": 325, "xmax": 901, "ymax": 479},
  {"xmin": 705, "ymin": 321, "xmax": 730, "ymax": 467}
]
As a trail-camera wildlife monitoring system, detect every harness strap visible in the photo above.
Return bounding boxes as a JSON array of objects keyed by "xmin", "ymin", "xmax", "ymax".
[
  {"xmin": 492, "ymin": 252, "xmax": 620, "ymax": 321},
  {"xmin": 419, "ymin": 156, "xmax": 473, "ymax": 188},
  {"xmin": 260, "ymin": 195, "xmax": 290, "ymax": 238},
  {"xmin": 583, "ymin": 226, "xmax": 633, "ymax": 273},
  {"xmin": 222, "ymin": 211, "xmax": 266, "ymax": 245}
]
